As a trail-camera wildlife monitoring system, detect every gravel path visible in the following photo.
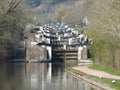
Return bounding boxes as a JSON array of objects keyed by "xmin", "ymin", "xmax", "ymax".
[{"xmin": 73, "ymin": 66, "xmax": 120, "ymax": 80}]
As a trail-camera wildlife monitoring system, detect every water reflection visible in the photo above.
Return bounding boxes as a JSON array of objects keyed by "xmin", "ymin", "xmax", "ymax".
[
  {"xmin": 0, "ymin": 63, "xmax": 25, "ymax": 90},
  {"xmin": 0, "ymin": 63, "xmax": 101, "ymax": 90}
]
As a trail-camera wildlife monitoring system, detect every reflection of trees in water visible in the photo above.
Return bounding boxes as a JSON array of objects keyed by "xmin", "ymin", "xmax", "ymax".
[{"xmin": 0, "ymin": 63, "xmax": 25, "ymax": 90}]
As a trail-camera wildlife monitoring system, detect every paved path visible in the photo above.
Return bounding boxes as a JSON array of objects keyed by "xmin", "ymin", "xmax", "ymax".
[{"xmin": 73, "ymin": 66, "xmax": 120, "ymax": 80}]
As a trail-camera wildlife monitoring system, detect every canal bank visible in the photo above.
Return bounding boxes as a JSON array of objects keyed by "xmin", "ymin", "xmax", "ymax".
[{"xmin": 65, "ymin": 68, "xmax": 116, "ymax": 90}]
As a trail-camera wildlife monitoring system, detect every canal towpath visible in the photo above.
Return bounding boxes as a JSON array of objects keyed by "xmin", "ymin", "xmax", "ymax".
[{"xmin": 73, "ymin": 66, "xmax": 120, "ymax": 80}]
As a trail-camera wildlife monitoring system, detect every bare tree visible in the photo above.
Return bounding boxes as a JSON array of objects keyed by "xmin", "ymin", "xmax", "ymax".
[
  {"xmin": 86, "ymin": 0, "xmax": 120, "ymax": 69},
  {"xmin": 0, "ymin": 0, "xmax": 28, "ymax": 59}
]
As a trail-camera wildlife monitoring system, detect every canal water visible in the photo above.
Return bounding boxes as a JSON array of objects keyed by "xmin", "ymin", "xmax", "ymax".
[{"xmin": 0, "ymin": 63, "xmax": 101, "ymax": 90}]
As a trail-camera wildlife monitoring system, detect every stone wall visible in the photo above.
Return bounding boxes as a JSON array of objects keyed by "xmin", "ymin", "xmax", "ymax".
[
  {"xmin": 26, "ymin": 46, "xmax": 47, "ymax": 62},
  {"xmin": 81, "ymin": 46, "xmax": 88, "ymax": 60}
]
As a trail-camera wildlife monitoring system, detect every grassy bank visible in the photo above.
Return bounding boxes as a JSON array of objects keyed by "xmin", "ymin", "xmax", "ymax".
[{"xmin": 67, "ymin": 67, "xmax": 120, "ymax": 90}]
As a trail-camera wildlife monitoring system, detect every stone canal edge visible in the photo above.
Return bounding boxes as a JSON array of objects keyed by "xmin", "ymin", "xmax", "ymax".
[{"xmin": 65, "ymin": 69, "xmax": 115, "ymax": 90}]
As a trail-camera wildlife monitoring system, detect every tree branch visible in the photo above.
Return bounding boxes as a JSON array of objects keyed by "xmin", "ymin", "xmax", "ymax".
[{"xmin": 5, "ymin": 0, "xmax": 22, "ymax": 15}]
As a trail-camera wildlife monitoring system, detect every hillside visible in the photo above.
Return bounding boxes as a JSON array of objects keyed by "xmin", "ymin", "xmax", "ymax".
[{"xmin": 29, "ymin": 0, "xmax": 90, "ymax": 24}]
